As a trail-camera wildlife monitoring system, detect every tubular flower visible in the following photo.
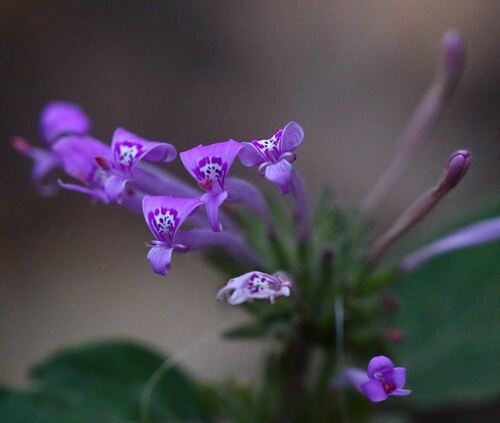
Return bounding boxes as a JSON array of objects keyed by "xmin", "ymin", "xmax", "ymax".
[
  {"xmin": 52, "ymin": 135, "xmax": 112, "ymax": 203},
  {"xmin": 180, "ymin": 140, "xmax": 242, "ymax": 232},
  {"xmin": 343, "ymin": 356, "xmax": 411, "ymax": 403},
  {"xmin": 217, "ymin": 271, "xmax": 292, "ymax": 305},
  {"xmin": 239, "ymin": 121, "xmax": 304, "ymax": 194},
  {"xmin": 143, "ymin": 195, "xmax": 202, "ymax": 276},
  {"xmin": 12, "ymin": 101, "xmax": 91, "ymax": 196}
]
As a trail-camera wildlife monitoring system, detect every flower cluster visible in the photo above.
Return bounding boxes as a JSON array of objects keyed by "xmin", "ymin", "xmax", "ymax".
[
  {"xmin": 13, "ymin": 101, "xmax": 304, "ymax": 292},
  {"xmin": 16, "ymin": 31, "xmax": 495, "ymax": 410}
]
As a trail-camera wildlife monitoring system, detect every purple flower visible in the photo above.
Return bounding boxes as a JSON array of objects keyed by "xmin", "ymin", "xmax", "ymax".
[
  {"xmin": 99, "ymin": 127, "xmax": 177, "ymax": 202},
  {"xmin": 12, "ymin": 101, "xmax": 92, "ymax": 196},
  {"xmin": 143, "ymin": 195, "xmax": 202, "ymax": 276},
  {"xmin": 39, "ymin": 101, "xmax": 91, "ymax": 145},
  {"xmin": 52, "ymin": 135, "xmax": 113, "ymax": 204},
  {"xmin": 180, "ymin": 140, "xmax": 242, "ymax": 232},
  {"xmin": 345, "ymin": 356, "xmax": 411, "ymax": 403},
  {"xmin": 239, "ymin": 121, "xmax": 304, "ymax": 194},
  {"xmin": 216, "ymin": 271, "xmax": 292, "ymax": 305}
]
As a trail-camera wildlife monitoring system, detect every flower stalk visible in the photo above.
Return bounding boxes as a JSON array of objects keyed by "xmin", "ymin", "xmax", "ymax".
[
  {"xmin": 368, "ymin": 150, "xmax": 470, "ymax": 263},
  {"xmin": 362, "ymin": 30, "xmax": 465, "ymax": 214}
]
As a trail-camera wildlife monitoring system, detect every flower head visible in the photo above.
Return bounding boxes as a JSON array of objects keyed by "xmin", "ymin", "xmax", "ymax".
[
  {"xmin": 180, "ymin": 140, "xmax": 242, "ymax": 232},
  {"xmin": 359, "ymin": 356, "xmax": 411, "ymax": 402},
  {"xmin": 239, "ymin": 121, "xmax": 304, "ymax": 194},
  {"xmin": 143, "ymin": 195, "xmax": 202, "ymax": 276},
  {"xmin": 217, "ymin": 271, "xmax": 292, "ymax": 305}
]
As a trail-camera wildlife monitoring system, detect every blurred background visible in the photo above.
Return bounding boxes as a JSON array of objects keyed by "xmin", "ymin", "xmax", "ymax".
[{"xmin": 0, "ymin": 0, "xmax": 499, "ymax": 403}]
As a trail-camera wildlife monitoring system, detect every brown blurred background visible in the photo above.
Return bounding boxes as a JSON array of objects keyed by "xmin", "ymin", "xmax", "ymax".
[{"xmin": 1, "ymin": 1, "xmax": 499, "ymax": 387}]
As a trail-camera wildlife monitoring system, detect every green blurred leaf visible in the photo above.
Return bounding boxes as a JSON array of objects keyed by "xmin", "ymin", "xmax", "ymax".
[
  {"xmin": 0, "ymin": 340, "xmax": 214, "ymax": 422},
  {"xmin": 394, "ymin": 241, "xmax": 500, "ymax": 410}
]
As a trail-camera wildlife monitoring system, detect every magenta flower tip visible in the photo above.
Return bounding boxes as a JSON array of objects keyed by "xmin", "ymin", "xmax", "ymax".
[
  {"xmin": 441, "ymin": 30, "xmax": 465, "ymax": 76},
  {"xmin": 11, "ymin": 136, "xmax": 31, "ymax": 154},
  {"xmin": 443, "ymin": 149, "xmax": 471, "ymax": 189}
]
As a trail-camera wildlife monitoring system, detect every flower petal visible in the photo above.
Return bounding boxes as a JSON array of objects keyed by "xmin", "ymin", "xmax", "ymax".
[
  {"xmin": 39, "ymin": 101, "xmax": 91, "ymax": 144},
  {"xmin": 361, "ymin": 380, "xmax": 388, "ymax": 403},
  {"xmin": 392, "ymin": 367, "xmax": 407, "ymax": 389},
  {"xmin": 391, "ymin": 388, "xmax": 412, "ymax": 397},
  {"xmin": 238, "ymin": 142, "xmax": 267, "ymax": 167},
  {"xmin": 264, "ymin": 159, "xmax": 293, "ymax": 194},
  {"xmin": 280, "ymin": 121, "xmax": 304, "ymax": 153},
  {"xmin": 180, "ymin": 140, "xmax": 242, "ymax": 190},
  {"xmin": 367, "ymin": 356, "xmax": 394, "ymax": 379},
  {"xmin": 147, "ymin": 244, "xmax": 173, "ymax": 276},
  {"xmin": 111, "ymin": 127, "xmax": 176, "ymax": 172},
  {"xmin": 52, "ymin": 135, "xmax": 111, "ymax": 186},
  {"xmin": 201, "ymin": 191, "xmax": 228, "ymax": 232},
  {"xmin": 142, "ymin": 195, "xmax": 202, "ymax": 244},
  {"xmin": 217, "ymin": 271, "xmax": 291, "ymax": 306}
]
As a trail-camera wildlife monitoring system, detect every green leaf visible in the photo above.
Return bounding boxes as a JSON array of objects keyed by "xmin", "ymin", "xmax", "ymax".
[
  {"xmin": 394, "ymin": 241, "xmax": 500, "ymax": 410},
  {"xmin": 0, "ymin": 340, "xmax": 213, "ymax": 422}
]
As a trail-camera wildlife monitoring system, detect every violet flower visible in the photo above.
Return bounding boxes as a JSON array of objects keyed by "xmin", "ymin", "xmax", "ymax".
[
  {"xmin": 96, "ymin": 127, "xmax": 177, "ymax": 203},
  {"xmin": 180, "ymin": 140, "xmax": 242, "ymax": 232},
  {"xmin": 143, "ymin": 195, "xmax": 202, "ymax": 276},
  {"xmin": 216, "ymin": 271, "xmax": 292, "ymax": 305},
  {"xmin": 52, "ymin": 135, "xmax": 112, "ymax": 204},
  {"xmin": 12, "ymin": 101, "xmax": 91, "ymax": 196},
  {"xmin": 239, "ymin": 121, "xmax": 303, "ymax": 195},
  {"xmin": 343, "ymin": 356, "xmax": 411, "ymax": 403}
]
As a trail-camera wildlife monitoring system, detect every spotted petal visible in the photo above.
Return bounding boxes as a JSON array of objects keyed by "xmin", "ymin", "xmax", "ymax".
[
  {"xmin": 180, "ymin": 140, "xmax": 242, "ymax": 191},
  {"xmin": 217, "ymin": 271, "xmax": 292, "ymax": 305},
  {"xmin": 52, "ymin": 135, "xmax": 111, "ymax": 186},
  {"xmin": 142, "ymin": 195, "xmax": 202, "ymax": 245},
  {"xmin": 39, "ymin": 101, "xmax": 91, "ymax": 145},
  {"xmin": 111, "ymin": 127, "xmax": 177, "ymax": 172}
]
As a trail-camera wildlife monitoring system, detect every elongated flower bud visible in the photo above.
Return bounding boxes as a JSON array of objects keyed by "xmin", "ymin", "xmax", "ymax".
[
  {"xmin": 362, "ymin": 30, "xmax": 466, "ymax": 213},
  {"xmin": 368, "ymin": 150, "xmax": 471, "ymax": 263}
]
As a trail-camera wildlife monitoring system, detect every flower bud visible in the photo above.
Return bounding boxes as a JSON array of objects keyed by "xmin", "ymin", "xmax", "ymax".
[
  {"xmin": 441, "ymin": 30, "xmax": 465, "ymax": 77},
  {"xmin": 441, "ymin": 149, "xmax": 471, "ymax": 191}
]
